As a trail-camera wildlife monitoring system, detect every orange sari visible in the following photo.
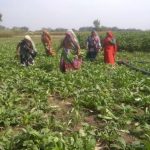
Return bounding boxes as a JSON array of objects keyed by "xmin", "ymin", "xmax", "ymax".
[{"xmin": 41, "ymin": 31, "xmax": 55, "ymax": 56}]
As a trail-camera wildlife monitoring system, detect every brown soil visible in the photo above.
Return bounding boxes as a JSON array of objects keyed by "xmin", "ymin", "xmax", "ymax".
[
  {"xmin": 48, "ymin": 94, "xmax": 140, "ymax": 147},
  {"xmin": 120, "ymin": 132, "xmax": 138, "ymax": 144},
  {"xmin": 48, "ymin": 94, "xmax": 74, "ymax": 122}
]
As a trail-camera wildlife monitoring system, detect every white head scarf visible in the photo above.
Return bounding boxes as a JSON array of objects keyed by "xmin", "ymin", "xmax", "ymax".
[
  {"xmin": 66, "ymin": 29, "xmax": 79, "ymax": 44},
  {"xmin": 24, "ymin": 35, "xmax": 32, "ymax": 41},
  {"xmin": 24, "ymin": 35, "xmax": 37, "ymax": 52}
]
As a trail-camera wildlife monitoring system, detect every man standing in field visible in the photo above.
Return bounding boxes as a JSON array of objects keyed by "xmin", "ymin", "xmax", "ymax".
[{"xmin": 41, "ymin": 30, "xmax": 55, "ymax": 56}]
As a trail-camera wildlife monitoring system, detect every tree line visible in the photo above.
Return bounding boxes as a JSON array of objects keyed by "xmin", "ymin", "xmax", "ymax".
[{"xmin": 0, "ymin": 14, "xmax": 144, "ymax": 32}]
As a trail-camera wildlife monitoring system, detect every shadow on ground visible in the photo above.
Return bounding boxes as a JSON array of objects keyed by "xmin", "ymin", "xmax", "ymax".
[{"xmin": 38, "ymin": 64, "xmax": 54, "ymax": 72}]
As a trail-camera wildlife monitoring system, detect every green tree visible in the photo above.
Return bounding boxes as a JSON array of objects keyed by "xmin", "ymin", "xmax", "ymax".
[
  {"xmin": 12, "ymin": 26, "xmax": 29, "ymax": 32},
  {"xmin": 93, "ymin": 19, "xmax": 100, "ymax": 31}
]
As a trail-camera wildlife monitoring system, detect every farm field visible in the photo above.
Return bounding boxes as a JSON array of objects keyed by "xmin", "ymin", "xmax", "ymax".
[{"xmin": 0, "ymin": 33, "xmax": 150, "ymax": 150}]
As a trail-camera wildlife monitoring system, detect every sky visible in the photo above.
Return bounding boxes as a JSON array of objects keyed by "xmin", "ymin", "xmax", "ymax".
[{"xmin": 0, "ymin": 0, "xmax": 150, "ymax": 30}]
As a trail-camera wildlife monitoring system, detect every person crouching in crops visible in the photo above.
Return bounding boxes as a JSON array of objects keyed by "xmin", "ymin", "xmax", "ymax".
[
  {"xmin": 59, "ymin": 30, "xmax": 82, "ymax": 72},
  {"xmin": 41, "ymin": 30, "xmax": 55, "ymax": 56},
  {"xmin": 16, "ymin": 35, "xmax": 37, "ymax": 66},
  {"xmin": 86, "ymin": 30, "xmax": 101, "ymax": 61},
  {"xmin": 103, "ymin": 31, "xmax": 117, "ymax": 65}
]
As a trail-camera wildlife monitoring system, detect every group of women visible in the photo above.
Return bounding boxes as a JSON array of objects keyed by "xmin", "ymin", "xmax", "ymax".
[{"xmin": 16, "ymin": 30, "xmax": 117, "ymax": 72}]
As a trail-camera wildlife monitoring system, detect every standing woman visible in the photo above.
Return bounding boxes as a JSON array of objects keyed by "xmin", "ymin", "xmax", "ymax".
[
  {"xmin": 103, "ymin": 31, "xmax": 117, "ymax": 65},
  {"xmin": 60, "ymin": 30, "xmax": 82, "ymax": 72},
  {"xmin": 86, "ymin": 30, "xmax": 101, "ymax": 61},
  {"xmin": 41, "ymin": 30, "xmax": 55, "ymax": 56}
]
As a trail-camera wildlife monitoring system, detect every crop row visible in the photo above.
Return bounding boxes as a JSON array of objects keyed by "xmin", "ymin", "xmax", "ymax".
[
  {"xmin": 77, "ymin": 31, "xmax": 150, "ymax": 52},
  {"xmin": 0, "ymin": 39, "xmax": 150, "ymax": 149}
]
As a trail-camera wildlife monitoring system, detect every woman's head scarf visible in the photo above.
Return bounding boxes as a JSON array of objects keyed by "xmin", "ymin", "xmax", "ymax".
[
  {"xmin": 66, "ymin": 29, "xmax": 79, "ymax": 44},
  {"xmin": 106, "ymin": 31, "xmax": 113, "ymax": 38},
  {"xmin": 24, "ymin": 35, "xmax": 37, "ymax": 51}
]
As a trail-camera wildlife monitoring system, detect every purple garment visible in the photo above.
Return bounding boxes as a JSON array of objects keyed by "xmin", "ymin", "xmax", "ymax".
[{"xmin": 87, "ymin": 35, "xmax": 101, "ymax": 50}]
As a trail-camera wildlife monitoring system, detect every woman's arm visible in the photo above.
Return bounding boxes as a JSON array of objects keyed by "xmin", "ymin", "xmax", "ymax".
[
  {"xmin": 16, "ymin": 42, "xmax": 20, "ymax": 56},
  {"xmin": 109, "ymin": 38, "xmax": 116, "ymax": 45}
]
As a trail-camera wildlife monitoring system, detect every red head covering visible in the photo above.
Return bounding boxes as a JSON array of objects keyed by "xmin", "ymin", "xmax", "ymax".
[{"xmin": 107, "ymin": 31, "xmax": 113, "ymax": 38}]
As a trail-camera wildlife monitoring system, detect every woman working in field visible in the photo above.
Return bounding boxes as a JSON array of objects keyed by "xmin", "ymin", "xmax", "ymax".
[
  {"xmin": 41, "ymin": 30, "xmax": 55, "ymax": 56},
  {"xmin": 59, "ymin": 30, "xmax": 82, "ymax": 72},
  {"xmin": 16, "ymin": 35, "xmax": 37, "ymax": 66},
  {"xmin": 86, "ymin": 30, "xmax": 101, "ymax": 61},
  {"xmin": 103, "ymin": 31, "xmax": 117, "ymax": 65}
]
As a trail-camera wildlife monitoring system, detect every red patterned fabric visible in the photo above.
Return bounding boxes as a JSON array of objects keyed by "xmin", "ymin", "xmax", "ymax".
[{"xmin": 60, "ymin": 57, "xmax": 82, "ymax": 72}]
